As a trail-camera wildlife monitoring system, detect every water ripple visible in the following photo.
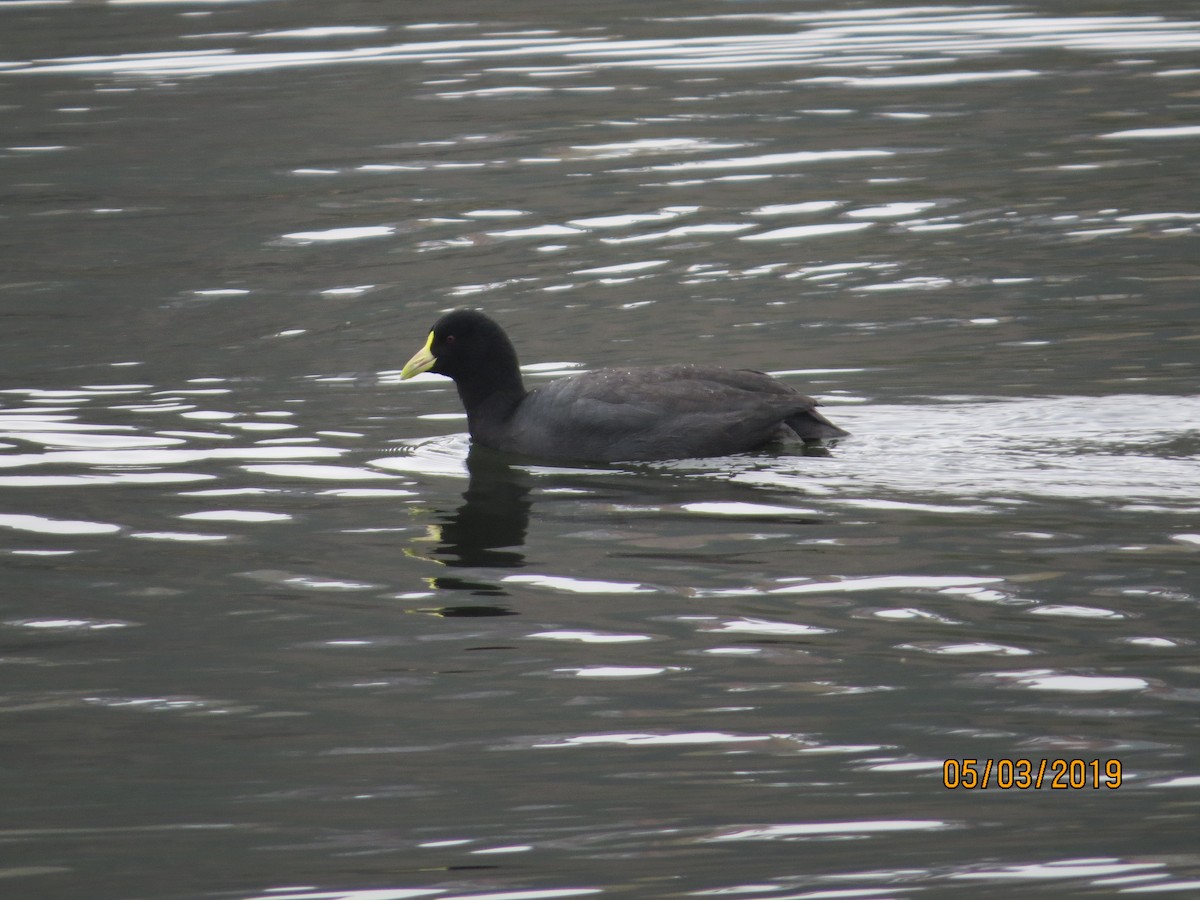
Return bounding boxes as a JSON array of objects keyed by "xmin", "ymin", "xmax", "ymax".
[
  {"xmin": 10, "ymin": 9, "xmax": 1200, "ymax": 81},
  {"xmin": 730, "ymin": 395, "xmax": 1200, "ymax": 511}
]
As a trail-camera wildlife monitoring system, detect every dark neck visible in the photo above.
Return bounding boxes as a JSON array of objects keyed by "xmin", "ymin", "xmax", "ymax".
[{"xmin": 455, "ymin": 366, "xmax": 526, "ymax": 435}]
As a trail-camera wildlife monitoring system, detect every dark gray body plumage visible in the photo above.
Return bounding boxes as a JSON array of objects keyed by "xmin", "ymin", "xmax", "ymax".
[{"xmin": 468, "ymin": 363, "xmax": 846, "ymax": 462}]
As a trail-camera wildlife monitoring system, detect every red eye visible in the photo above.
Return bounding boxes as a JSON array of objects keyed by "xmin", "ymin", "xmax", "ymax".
[{"xmin": 445, "ymin": 334, "xmax": 457, "ymax": 345}]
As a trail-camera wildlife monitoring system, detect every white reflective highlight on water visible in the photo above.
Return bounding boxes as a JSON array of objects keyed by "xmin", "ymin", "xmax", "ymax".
[
  {"xmin": 241, "ymin": 570, "xmax": 381, "ymax": 592},
  {"xmin": 987, "ymin": 670, "xmax": 1151, "ymax": 693},
  {"xmin": 701, "ymin": 618, "xmax": 833, "ymax": 636},
  {"xmin": 528, "ymin": 631, "xmax": 654, "ymax": 644},
  {"xmin": 320, "ymin": 284, "xmax": 377, "ymax": 296},
  {"xmin": 179, "ymin": 510, "xmax": 292, "ymax": 523},
  {"xmin": 463, "ymin": 208, "xmax": 529, "ymax": 218},
  {"xmin": 532, "ymin": 731, "xmax": 783, "ymax": 749},
  {"xmin": 846, "ymin": 201, "xmax": 939, "ymax": 219},
  {"xmin": 130, "ymin": 531, "xmax": 231, "ymax": 543},
  {"xmin": 873, "ymin": 608, "xmax": 963, "ymax": 624},
  {"xmin": 950, "ymin": 859, "xmax": 1165, "ymax": 882},
  {"xmin": 488, "ymin": 224, "xmax": 584, "ymax": 238},
  {"xmin": 681, "ymin": 501, "xmax": 821, "ymax": 516},
  {"xmin": 0, "ymin": 513, "xmax": 121, "ymax": 535},
  {"xmin": 577, "ymin": 139, "xmax": 742, "ymax": 160},
  {"xmin": 750, "ymin": 201, "xmax": 842, "ymax": 216},
  {"xmin": 503, "ymin": 574, "xmax": 655, "ymax": 594},
  {"xmin": 370, "ymin": 436, "xmax": 472, "ymax": 478},
  {"xmin": 0, "ymin": 428, "xmax": 184, "ymax": 450},
  {"xmin": 643, "ymin": 149, "xmax": 891, "ymax": 172},
  {"xmin": 569, "ymin": 206, "xmax": 698, "ymax": 228},
  {"xmin": 734, "ymin": 395, "xmax": 1200, "ymax": 509},
  {"xmin": 708, "ymin": 819, "xmax": 949, "ymax": 841},
  {"xmin": 1101, "ymin": 125, "xmax": 1200, "ymax": 139},
  {"xmin": 240, "ymin": 890, "xmax": 445, "ymax": 900},
  {"xmin": 8, "ymin": 7, "xmax": 1194, "ymax": 82},
  {"xmin": 0, "ymin": 472, "xmax": 215, "ymax": 487},
  {"xmin": 1029, "ymin": 604, "xmax": 1126, "ymax": 619},
  {"xmin": 822, "ymin": 68, "xmax": 1039, "ymax": 87},
  {"xmin": 572, "ymin": 260, "xmax": 669, "ymax": 276},
  {"xmin": 241, "ymin": 464, "xmax": 397, "ymax": 481},
  {"xmin": 520, "ymin": 362, "xmax": 585, "ymax": 375},
  {"xmin": 859, "ymin": 276, "xmax": 954, "ymax": 292},
  {"xmin": 0, "ymin": 446, "xmax": 343, "ymax": 470},
  {"xmin": 900, "ymin": 641, "xmax": 1033, "ymax": 656},
  {"xmin": 557, "ymin": 666, "xmax": 685, "ymax": 678},
  {"xmin": 5, "ymin": 618, "xmax": 133, "ymax": 631},
  {"xmin": 282, "ymin": 226, "xmax": 396, "ymax": 242},
  {"xmin": 241, "ymin": 889, "xmax": 602, "ymax": 900},
  {"xmin": 319, "ymin": 488, "xmax": 417, "ymax": 499},
  {"xmin": 772, "ymin": 575, "xmax": 1003, "ymax": 595},
  {"xmin": 256, "ymin": 26, "xmax": 390, "ymax": 40},
  {"xmin": 1124, "ymin": 637, "xmax": 1186, "ymax": 649},
  {"xmin": 740, "ymin": 222, "xmax": 873, "ymax": 241},
  {"xmin": 1124, "ymin": 880, "xmax": 1200, "ymax": 893},
  {"xmin": 444, "ymin": 890, "xmax": 599, "ymax": 899}
]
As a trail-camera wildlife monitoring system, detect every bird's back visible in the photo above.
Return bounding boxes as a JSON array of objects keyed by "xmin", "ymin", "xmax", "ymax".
[{"xmin": 488, "ymin": 365, "xmax": 842, "ymax": 462}]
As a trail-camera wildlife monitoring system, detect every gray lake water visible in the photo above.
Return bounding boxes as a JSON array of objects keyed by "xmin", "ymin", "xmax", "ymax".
[{"xmin": 2, "ymin": 2, "xmax": 1200, "ymax": 898}]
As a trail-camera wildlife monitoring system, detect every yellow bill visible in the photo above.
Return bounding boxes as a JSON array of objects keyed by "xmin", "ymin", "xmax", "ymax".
[{"xmin": 400, "ymin": 331, "xmax": 436, "ymax": 380}]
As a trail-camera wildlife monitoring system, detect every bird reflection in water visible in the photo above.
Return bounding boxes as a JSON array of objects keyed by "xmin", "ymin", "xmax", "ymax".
[
  {"xmin": 407, "ymin": 436, "xmax": 835, "ymax": 616},
  {"xmin": 412, "ymin": 446, "xmax": 532, "ymax": 614}
]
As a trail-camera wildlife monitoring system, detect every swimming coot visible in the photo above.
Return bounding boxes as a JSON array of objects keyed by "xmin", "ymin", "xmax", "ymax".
[{"xmin": 400, "ymin": 309, "xmax": 848, "ymax": 462}]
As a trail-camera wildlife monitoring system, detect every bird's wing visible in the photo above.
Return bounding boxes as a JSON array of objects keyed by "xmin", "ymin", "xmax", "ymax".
[{"xmin": 511, "ymin": 367, "xmax": 818, "ymax": 460}]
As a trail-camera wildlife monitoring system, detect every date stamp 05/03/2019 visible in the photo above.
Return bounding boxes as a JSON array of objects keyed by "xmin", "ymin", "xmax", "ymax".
[{"xmin": 943, "ymin": 758, "xmax": 1123, "ymax": 790}]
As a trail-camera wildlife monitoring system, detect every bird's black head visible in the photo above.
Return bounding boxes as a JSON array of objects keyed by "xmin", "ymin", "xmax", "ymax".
[{"xmin": 400, "ymin": 308, "xmax": 521, "ymax": 386}]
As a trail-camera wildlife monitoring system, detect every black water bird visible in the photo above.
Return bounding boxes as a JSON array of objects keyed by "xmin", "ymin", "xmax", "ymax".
[{"xmin": 400, "ymin": 309, "xmax": 847, "ymax": 462}]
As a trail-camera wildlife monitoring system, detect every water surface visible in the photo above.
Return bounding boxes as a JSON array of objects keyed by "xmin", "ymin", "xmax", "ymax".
[{"xmin": 2, "ymin": 2, "xmax": 1199, "ymax": 899}]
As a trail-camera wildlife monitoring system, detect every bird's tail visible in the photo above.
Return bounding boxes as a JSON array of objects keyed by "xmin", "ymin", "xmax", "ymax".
[{"xmin": 787, "ymin": 408, "xmax": 849, "ymax": 441}]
